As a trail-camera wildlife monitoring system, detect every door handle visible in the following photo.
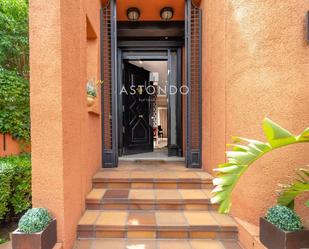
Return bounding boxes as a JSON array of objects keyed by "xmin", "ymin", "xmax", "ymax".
[{"xmin": 138, "ymin": 114, "xmax": 143, "ymax": 118}]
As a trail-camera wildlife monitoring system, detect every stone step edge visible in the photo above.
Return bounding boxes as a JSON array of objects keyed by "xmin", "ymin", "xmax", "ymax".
[
  {"xmin": 77, "ymin": 228, "xmax": 238, "ymax": 240},
  {"xmin": 92, "ymin": 178, "xmax": 212, "ymax": 183},
  {"xmin": 77, "ymin": 225, "xmax": 238, "ymax": 232}
]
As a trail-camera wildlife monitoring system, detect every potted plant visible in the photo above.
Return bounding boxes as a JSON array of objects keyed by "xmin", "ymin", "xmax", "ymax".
[
  {"xmin": 86, "ymin": 79, "xmax": 97, "ymax": 107},
  {"xmin": 12, "ymin": 208, "xmax": 57, "ymax": 249},
  {"xmin": 260, "ymin": 205, "xmax": 309, "ymax": 249}
]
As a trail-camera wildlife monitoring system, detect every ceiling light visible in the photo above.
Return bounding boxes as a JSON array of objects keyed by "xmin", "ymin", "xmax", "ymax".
[
  {"xmin": 127, "ymin": 7, "xmax": 140, "ymax": 21},
  {"xmin": 160, "ymin": 7, "xmax": 174, "ymax": 21}
]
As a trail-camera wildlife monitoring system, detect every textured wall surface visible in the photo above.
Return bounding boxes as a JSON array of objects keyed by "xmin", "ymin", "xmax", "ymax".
[
  {"xmin": 0, "ymin": 134, "xmax": 22, "ymax": 157},
  {"xmin": 30, "ymin": 0, "xmax": 102, "ymax": 248},
  {"xmin": 201, "ymin": 0, "xmax": 309, "ymax": 226}
]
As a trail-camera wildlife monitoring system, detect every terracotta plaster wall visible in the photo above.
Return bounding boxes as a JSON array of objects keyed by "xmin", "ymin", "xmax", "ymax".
[
  {"xmin": 201, "ymin": 0, "xmax": 309, "ymax": 226},
  {"xmin": 30, "ymin": 0, "xmax": 102, "ymax": 248},
  {"xmin": 0, "ymin": 134, "xmax": 22, "ymax": 157}
]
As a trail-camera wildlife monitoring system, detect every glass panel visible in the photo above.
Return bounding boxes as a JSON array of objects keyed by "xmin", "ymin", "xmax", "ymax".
[{"xmin": 168, "ymin": 50, "xmax": 179, "ymax": 154}]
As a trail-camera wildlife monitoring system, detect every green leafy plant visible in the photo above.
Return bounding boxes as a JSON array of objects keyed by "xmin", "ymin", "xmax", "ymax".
[
  {"xmin": 266, "ymin": 205, "xmax": 303, "ymax": 232},
  {"xmin": 18, "ymin": 208, "xmax": 52, "ymax": 234},
  {"xmin": 0, "ymin": 68, "xmax": 30, "ymax": 143},
  {"xmin": 0, "ymin": 162, "xmax": 13, "ymax": 220},
  {"xmin": 278, "ymin": 166, "xmax": 309, "ymax": 209},
  {"xmin": 0, "ymin": 238, "xmax": 9, "ymax": 244},
  {"xmin": 0, "ymin": 0, "xmax": 29, "ymax": 75},
  {"xmin": 0, "ymin": 0, "xmax": 30, "ymax": 145},
  {"xmin": 211, "ymin": 118, "xmax": 309, "ymax": 213},
  {"xmin": 0, "ymin": 154, "xmax": 31, "ymax": 221},
  {"xmin": 87, "ymin": 79, "xmax": 97, "ymax": 97}
]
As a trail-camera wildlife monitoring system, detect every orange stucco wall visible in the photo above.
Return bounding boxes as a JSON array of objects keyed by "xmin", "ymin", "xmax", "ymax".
[
  {"xmin": 30, "ymin": 0, "xmax": 102, "ymax": 248},
  {"xmin": 201, "ymin": 0, "xmax": 309, "ymax": 226}
]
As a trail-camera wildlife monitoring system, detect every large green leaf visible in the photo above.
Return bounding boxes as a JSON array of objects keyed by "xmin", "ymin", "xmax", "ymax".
[
  {"xmin": 263, "ymin": 118, "xmax": 296, "ymax": 148},
  {"xmin": 212, "ymin": 118, "xmax": 309, "ymax": 214}
]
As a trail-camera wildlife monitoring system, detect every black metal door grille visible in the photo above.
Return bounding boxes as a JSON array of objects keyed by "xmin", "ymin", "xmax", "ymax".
[
  {"xmin": 186, "ymin": 0, "xmax": 202, "ymax": 168},
  {"xmin": 101, "ymin": 0, "xmax": 117, "ymax": 167}
]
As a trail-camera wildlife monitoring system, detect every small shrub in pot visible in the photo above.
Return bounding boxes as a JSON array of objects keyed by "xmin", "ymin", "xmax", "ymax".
[
  {"xmin": 260, "ymin": 205, "xmax": 309, "ymax": 249},
  {"xmin": 12, "ymin": 208, "xmax": 57, "ymax": 249},
  {"xmin": 18, "ymin": 208, "xmax": 52, "ymax": 234}
]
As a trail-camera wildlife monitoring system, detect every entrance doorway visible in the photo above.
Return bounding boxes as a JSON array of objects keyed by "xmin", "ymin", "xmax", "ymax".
[
  {"xmin": 117, "ymin": 49, "xmax": 183, "ymax": 160},
  {"xmin": 101, "ymin": 1, "xmax": 202, "ymax": 168}
]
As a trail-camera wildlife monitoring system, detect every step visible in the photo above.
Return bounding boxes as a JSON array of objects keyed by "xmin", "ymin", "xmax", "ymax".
[
  {"xmin": 86, "ymin": 189, "xmax": 218, "ymax": 211},
  {"xmin": 74, "ymin": 238, "xmax": 243, "ymax": 249},
  {"xmin": 92, "ymin": 169, "xmax": 213, "ymax": 189},
  {"xmin": 77, "ymin": 210, "xmax": 238, "ymax": 240}
]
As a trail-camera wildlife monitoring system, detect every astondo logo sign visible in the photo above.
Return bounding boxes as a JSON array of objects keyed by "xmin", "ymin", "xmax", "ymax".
[{"xmin": 119, "ymin": 85, "xmax": 189, "ymax": 96}]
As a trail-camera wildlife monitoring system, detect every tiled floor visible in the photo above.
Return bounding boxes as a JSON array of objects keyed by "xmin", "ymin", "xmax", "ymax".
[
  {"xmin": 96, "ymin": 162, "xmax": 201, "ymax": 172},
  {"xmin": 92, "ymin": 165, "xmax": 213, "ymax": 182},
  {"xmin": 74, "ymin": 239, "xmax": 242, "ymax": 249},
  {"xmin": 76, "ymin": 161, "xmax": 240, "ymax": 246},
  {"xmin": 78, "ymin": 210, "xmax": 237, "ymax": 232},
  {"xmin": 87, "ymin": 188, "xmax": 212, "ymax": 201},
  {"xmin": 118, "ymin": 149, "xmax": 185, "ymax": 162}
]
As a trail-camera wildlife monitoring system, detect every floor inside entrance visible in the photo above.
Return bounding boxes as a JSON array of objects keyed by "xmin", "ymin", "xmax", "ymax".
[
  {"xmin": 119, "ymin": 139, "xmax": 184, "ymax": 162},
  {"xmin": 75, "ymin": 161, "xmax": 242, "ymax": 249},
  {"xmin": 119, "ymin": 150, "xmax": 184, "ymax": 162}
]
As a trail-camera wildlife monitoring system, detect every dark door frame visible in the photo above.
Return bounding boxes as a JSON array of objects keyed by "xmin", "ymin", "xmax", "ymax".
[
  {"xmin": 100, "ymin": 0, "xmax": 202, "ymax": 169},
  {"xmin": 117, "ymin": 44, "xmax": 183, "ymax": 158}
]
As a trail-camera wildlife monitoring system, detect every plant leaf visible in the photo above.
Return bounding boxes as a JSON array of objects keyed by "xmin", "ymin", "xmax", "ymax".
[
  {"xmin": 263, "ymin": 118, "xmax": 296, "ymax": 148},
  {"xmin": 298, "ymin": 128, "xmax": 309, "ymax": 141},
  {"xmin": 213, "ymin": 118, "xmax": 309, "ymax": 214},
  {"xmin": 278, "ymin": 166, "xmax": 309, "ymax": 209}
]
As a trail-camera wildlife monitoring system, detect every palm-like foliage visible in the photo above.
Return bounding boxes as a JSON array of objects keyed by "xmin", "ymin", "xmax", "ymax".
[
  {"xmin": 211, "ymin": 118, "xmax": 309, "ymax": 214},
  {"xmin": 278, "ymin": 166, "xmax": 309, "ymax": 209}
]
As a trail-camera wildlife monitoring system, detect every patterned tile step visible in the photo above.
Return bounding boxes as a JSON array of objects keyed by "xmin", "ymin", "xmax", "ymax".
[
  {"xmin": 74, "ymin": 239, "xmax": 243, "ymax": 249},
  {"xmin": 77, "ymin": 210, "xmax": 238, "ymax": 239},
  {"xmin": 86, "ymin": 189, "xmax": 218, "ymax": 211},
  {"xmin": 92, "ymin": 170, "xmax": 213, "ymax": 189}
]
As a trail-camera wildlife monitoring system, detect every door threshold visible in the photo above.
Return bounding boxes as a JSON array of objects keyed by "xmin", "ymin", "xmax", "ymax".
[{"xmin": 118, "ymin": 157, "xmax": 185, "ymax": 163}]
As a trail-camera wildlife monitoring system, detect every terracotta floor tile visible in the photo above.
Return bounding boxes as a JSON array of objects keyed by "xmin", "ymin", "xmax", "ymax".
[
  {"xmin": 74, "ymin": 239, "xmax": 93, "ymax": 249},
  {"xmin": 190, "ymin": 240, "xmax": 223, "ymax": 249},
  {"xmin": 103, "ymin": 189, "xmax": 129, "ymax": 199},
  {"xmin": 155, "ymin": 190, "xmax": 181, "ymax": 200},
  {"xmin": 126, "ymin": 240, "xmax": 157, "ymax": 249},
  {"xmin": 130, "ymin": 171, "xmax": 154, "ymax": 179},
  {"xmin": 221, "ymin": 240, "xmax": 243, "ymax": 249},
  {"xmin": 156, "ymin": 211, "xmax": 187, "ymax": 226},
  {"xmin": 175, "ymin": 172, "xmax": 200, "ymax": 179},
  {"xmin": 86, "ymin": 189, "xmax": 106, "ymax": 201},
  {"xmin": 211, "ymin": 212, "xmax": 237, "ymax": 228},
  {"xmin": 96, "ymin": 171, "xmax": 132, "ymax": 179},
  {"xmin": 179, "ymin": 189, "xmax": 207, "ymax": 200},
  {"xmin": 158, "ymin": 240, "xmax": 191, "ymax": 249},
  {"xmin": 153, "ymin": 171, "xmax": 177, "ymax": 179},
  {"xmin": 93, "ymin": 239, "xmax": 125, "ymax": 249},
  {"xmin": 184, "ymin": 211, "xmax": 218, "ymax": 226},
  {"xmin": 127, "ymin": 211, "xmax": 156, "ymax": 227},
  {"xmin": 96, "ymin": 211, "xmax": 128, "ymax": 226},
  {"xmin": 129, "ymin": 190, "xmax": 155, "ymax": 200},
  {"xmin": 195, "ymin": 171, "xmax": 213, "ymax": 179},
  {"xmin": 78, "ymin": 211, "xmax": 100, "ymax": 226}
]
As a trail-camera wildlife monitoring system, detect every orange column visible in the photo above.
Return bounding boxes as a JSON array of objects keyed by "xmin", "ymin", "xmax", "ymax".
[{"xmin": 30, "ymin": 0, "xmax": 102, "ymax": 248}]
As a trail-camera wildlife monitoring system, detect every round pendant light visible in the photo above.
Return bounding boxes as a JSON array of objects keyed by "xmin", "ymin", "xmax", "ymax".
[
  {"xmin": 160, "ymin": 7, "xmax": 174, "ymax": 21},
  {"xmin": 127, "ymin": 7, "xmax": 140, "ymax": 21}
]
